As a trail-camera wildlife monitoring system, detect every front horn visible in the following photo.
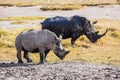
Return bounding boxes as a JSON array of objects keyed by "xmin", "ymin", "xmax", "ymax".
[{"xmin": 97, "ymin": 29, "xmax": 108, "ymax": 39}]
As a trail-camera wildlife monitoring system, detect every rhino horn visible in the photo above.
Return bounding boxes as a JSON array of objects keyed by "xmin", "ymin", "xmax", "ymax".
[
  {"xmin": 65, "ymin": 50, "xmax": 70, "ymax": 55},
  {"xmin": 97, "ymin": 29, "xmax": 108, "ymax": 39},
  {"xmin": 93, "ymin": 21, "xmax": 97, "ymax": 24}
]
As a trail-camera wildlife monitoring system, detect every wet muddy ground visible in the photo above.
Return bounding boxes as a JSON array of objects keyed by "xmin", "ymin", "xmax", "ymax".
[{"xmin": 0, "ymin": 61, "xmax": 120, "ymax": 80}]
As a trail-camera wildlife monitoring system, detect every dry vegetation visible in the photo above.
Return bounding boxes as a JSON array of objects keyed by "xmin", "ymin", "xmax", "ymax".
[
  {"xmin": 40, "ymin": 4, "xmax": 83, "ymax": 11},
  {"xmin": 0, "ymin": 0, "xmax": 119, "ymax": 11},
  {"xmin": 0, "ymin": 16, "xmax": 46, "ymax": 21},
  {"xmin": 0, "ymin": 19, "xmax": 120, "ymax": 66},
  {"xmin": 0, "ymin": 0, "xmax": 119, "ymax": 6}
]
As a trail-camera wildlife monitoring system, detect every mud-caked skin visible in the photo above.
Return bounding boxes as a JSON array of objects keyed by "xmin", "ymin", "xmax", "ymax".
[
  {"xmin": 15, "ymin": 29, "xmax": 70, "ymax": 64},
  {"xmin": 41, "ymin": 15, "xmax": 108, "ymax": 45}
]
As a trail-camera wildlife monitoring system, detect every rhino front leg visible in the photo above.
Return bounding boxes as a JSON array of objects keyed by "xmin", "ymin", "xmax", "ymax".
[
  {"xmin": 44, "ymin": 49, "xmax": 50, "ymax": 62},
  {"xmin": 17, "ymin": 49, "xmax": 23, "ymax": 63},
  {"xmin": 23, "ymin": 51, "xmax": 33, "ymax": 63},
  {"xmin": 71, "ymin": 37, "xmax": 78, "ymax": 46},
  {"xmin": 38, "ymin": 47, "xmax": 46, "ymax": 64},
  {"xmin": 71, "ymin": 33, "xmax": 81, "ymax": 46}
]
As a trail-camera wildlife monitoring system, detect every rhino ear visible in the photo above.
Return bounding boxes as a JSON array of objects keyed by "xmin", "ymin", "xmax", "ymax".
[
  {"xmin": 59, "ymin": 35, "xmax": 62, "ymax": 41},
  {"xmin": 65, "ymin": 50, "xmax": 70, "ymax": 55},
  {"xmin": 95, "ymin": 31, "xmax": 99, "ymax": 34},
  {"xmin": 93, "ymin": 21, "xmax": 97, "ymax": 24}
]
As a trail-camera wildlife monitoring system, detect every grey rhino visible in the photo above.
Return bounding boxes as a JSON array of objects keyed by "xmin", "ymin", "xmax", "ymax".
[{"xmin": 15, "ymin": 29, "xmax": 70, "ymax": 64}]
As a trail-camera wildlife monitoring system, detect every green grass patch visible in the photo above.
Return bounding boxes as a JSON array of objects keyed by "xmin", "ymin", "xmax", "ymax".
[{"xmin": 0, "ymin": 16, "xmax": 46, "ymax": 21}]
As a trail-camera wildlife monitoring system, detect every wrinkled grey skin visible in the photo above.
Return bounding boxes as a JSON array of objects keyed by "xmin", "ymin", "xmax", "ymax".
[{"xmin": 15, "ymin": 29, "xmax": 70, "ymax": 64}]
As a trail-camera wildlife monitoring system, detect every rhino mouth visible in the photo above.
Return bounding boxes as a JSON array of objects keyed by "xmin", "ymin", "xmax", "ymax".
[
  {"xmin": 54, "ymin": 48, "xmax": 70, "ymax": 60},
  {"xmin": 90, "ymin": 39, "xmax": 97, "ymax": 43},
  {"xmin": 85, "ymin": 29, "xmax": 108, "ymax": 43}
]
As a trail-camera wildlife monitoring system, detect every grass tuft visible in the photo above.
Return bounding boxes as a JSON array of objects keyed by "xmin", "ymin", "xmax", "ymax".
[
  {"xmin": 0, "ymin": 28, "xmax": 14, "ymax": 47},
  {"xmin": 111, "ymin": 32, "xmax": 120, "ymax": 39},
  {"xmin": 0, "ymin": 28, "xmax": 8, "ymax": 37},
  {"xmin": 41, "ymin": 4, "xmax": 83, "ymax": 11},
  {"xmin": 11, "ymin": 20, "xmax": 28, "ymax": 24},
  {"xmin": 0, "ymin": 16, "xmax": 46, "ymax": 21},
  {"xmin": 108, "ymin": 27, "xmax": 117, "ymax": 32},
  {"xmin": 0, "ymin": 0, "xmax": 119, "ymax": 7}
]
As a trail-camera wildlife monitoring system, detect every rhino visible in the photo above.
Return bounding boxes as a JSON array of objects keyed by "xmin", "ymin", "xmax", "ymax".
[
  {"xmin": 15, "ymin": 29, "xmax": 70, "ymax": 64},
  {"xmin": 41, "ymin": 15, "xmax": 108, "ymax": 45}
]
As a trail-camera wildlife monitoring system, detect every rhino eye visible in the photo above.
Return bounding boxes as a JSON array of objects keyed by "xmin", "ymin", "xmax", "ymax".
[
  {"xmin": 56, "ymin": 42, "xmax": 59, "ymax": 45},
  {"xmin": 88, "ymin": 21, "xmax": 90, "ymax": 24}
]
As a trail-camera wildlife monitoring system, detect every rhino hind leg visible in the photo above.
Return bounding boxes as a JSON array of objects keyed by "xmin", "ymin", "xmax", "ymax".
[
  {"xmin": 17, "ymin": 49, "xmax": 23, "ymax": 63},
  {"xmin": 23, "ymin": 50, "xmax": 33, "ymax": 63}
]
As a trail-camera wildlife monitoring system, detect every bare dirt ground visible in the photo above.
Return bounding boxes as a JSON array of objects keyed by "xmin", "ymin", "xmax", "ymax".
[{"xmin": 0, "ymin": 61, "xmax": 120, "ymax": 80}]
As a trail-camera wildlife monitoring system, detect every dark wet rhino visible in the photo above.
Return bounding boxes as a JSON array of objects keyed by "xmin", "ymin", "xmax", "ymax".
[
  {"xmin": 41, "ymin": 15, "xmax": 108, "ymax": 45},
  {"xmin": 15, "ymin": 29, "xmax": 70, "ymax": 64}
]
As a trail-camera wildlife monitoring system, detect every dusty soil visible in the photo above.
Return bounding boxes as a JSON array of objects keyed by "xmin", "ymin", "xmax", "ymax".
[{"xmin": 0, "ymin": 61, "xmax": 120, "ymax": 80}]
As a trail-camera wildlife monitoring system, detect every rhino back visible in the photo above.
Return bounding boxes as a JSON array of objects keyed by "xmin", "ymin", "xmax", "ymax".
[
  {"xmin": 43, "ymin": 16, "xmax": 72, "ymax": 28},
  {"xmin": 42, "ymin": 16, "xmax": 72, "ymax": 38},
  {"xmin": 21, "ymin": 30, "xmax": 57, "ymax": 51}
]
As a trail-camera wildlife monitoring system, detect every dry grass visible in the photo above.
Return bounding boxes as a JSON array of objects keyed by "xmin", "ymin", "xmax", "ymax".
[
  {"xmin": 11, "ymin": 20, "xmax": 28, "ymax": 24},
  {"xmin": 0, "ymin": 0, "xmax": 119, "ymax": 11},
  {"xmin": 41, "ymin": 4, "xmax": 83, "ymax": 11},
  {"xmin": 0, "ymin": 19, "xmax": 120, "ymax": 66},
  {"xmin": 0, "ymin": 0, "xmax": 42, "ymax": 7},
  {"xmin": 0, "ymin": 16, "xmax": 46, "ymax": 21}
]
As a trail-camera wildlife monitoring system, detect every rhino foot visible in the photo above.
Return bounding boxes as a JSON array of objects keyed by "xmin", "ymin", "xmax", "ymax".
[
  {"xmin": 18, "ymin": 60, "xmax": 24, "ymax": 64},
  {"xmin": 27, "ymin": 59, "xmax": 33, "ymax": 63}
]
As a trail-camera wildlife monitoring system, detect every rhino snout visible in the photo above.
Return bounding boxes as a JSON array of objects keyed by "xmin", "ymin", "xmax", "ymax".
[{"xmin": 54, "ymin": 49, "xmax": 70, "ymax": 60}]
